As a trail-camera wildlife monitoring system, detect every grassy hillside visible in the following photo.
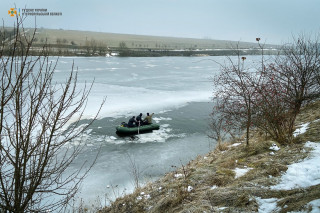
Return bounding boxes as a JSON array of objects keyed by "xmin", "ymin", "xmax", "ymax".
[
  {"xmin": 32, "ymin": 28, "xmax": 269, "ymax": 50},
  {"xmin": 99, "ymin": 101, "xmax": 320, "ymax": 212},
  {"xmin": 2, "ymin": 27, "xmax": 278, "ymax": 56}
]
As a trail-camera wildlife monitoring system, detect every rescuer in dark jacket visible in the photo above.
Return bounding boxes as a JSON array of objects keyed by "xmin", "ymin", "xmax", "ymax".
[
  {"xmin": 136, "ymin": 113, "xmax": 143, "ymax": 126},
  {"xmin": 128, "ymin": 116, "xmax": 137, "ymax": 127}
]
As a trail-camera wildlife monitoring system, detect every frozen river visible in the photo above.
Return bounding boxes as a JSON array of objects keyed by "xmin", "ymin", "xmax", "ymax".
[{"xmin": 52, "ymin": 55, "xmax": 246, "ymax": 207}]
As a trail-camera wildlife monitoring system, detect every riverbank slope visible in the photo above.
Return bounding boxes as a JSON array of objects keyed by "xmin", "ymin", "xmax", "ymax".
[{"xmin": 100, "ymin": 101, "xmax": 320, "ymax": 212}]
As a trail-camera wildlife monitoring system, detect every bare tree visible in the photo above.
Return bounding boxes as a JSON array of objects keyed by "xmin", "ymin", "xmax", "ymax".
[
  {"xmin": 98, "ymin": 41, "xmax": 107, "ymax": 55},
  {"xmin": 252, "ymin": 67, "xmax": 296, "ymax": 143},
  {"xmin": 253, "ymin": 34, "xmax": 320, "ymax": 143},
  {"xmin": 212, "ymin": 35, "xmax": 320, "ymax": 145},
  {"xmin": 212, "ymin": 48, "xmax": 258, "ymax": 146},
  {"xmin": 90, "ymin": 39, "xmax": 97, "ymax": 55},
  {"xmin": 209, "ymin": 110, "xmax": 233, "ymax": 149},
  {"xmin": 118, "ymin": 42, "xmax": 130, "ymax": 56},
  {"xmin": 273, "ymin": 34, "xmax": 320, "ymax": 114},
  {"xmin": 0, "ymin": 17, "xmax": 105, "ymax": 212},
  {"xmin": 56, "ymin": 38, "xmax": 62, "ymax": 45},
  {"xmin": 126, "ymin": 153, "xmax": 142, "ymax": 189}
]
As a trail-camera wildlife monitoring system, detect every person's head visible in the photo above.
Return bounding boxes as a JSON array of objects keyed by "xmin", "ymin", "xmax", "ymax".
[
  {"xmin": 139, "ymin": 113, "xmax": 142, "ymax": 116},
  {"xmin": 133, "ymin": 116, "xmax": 135, "ymax": 118},
  {"xmin": 147, "ymin": 113, "xmax": 150, "ymax": 116}
]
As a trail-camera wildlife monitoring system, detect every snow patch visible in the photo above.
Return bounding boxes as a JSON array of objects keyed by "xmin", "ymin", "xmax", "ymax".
[
  {"xmin": 293, "ymin": 122, "xmax": 310, "ymax": 137},
  {"xmin": 144, "ymin": 194, "xmax": 151, "ymax": 199},
  {"xmin": 210, "ymin": 185, "xmax": 218, "ymax": 190},
  {"xmin": 218, "ymin": 207, "xmax": 227, "ymax": 210},
  {"xmin": 271, "ymin": 141, "xmax": 320, "ymax": 190},
  {"xmin": 255, "ymin": 197, "xmax": 279, "ymax": 213},
  {"xmin": 269, "ymin": 143, "xmax": 280, "ymax": 151},
  {"xmin": 307, "ymin": 199, "xmax": 320, "ymax": 213},
  {"xmin": 187, "ymin": 186, "xmax": 193, "ymax": 192},
  {"xmin": 229, "ymin": 142, "xmax": 242, "ymax": 147},
  {"xmin": 234, "ymin": 167, "xmax": 253, "ymax": 178},
  {"xmin": 174, "ymin": 174, "xmax": 184, "ymax": 178}
]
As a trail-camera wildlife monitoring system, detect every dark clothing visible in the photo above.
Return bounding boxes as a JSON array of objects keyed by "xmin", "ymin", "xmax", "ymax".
[
  {"xmin": 136, "ymin": 114, "xmax": 143, "ymax": 125},
  {"xmin": 128, "ymin": 117, "xmax": 136, "ymax": 127}
]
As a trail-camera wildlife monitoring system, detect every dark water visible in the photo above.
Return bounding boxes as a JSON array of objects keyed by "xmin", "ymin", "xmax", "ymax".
[{"xmin": 70, "ymin": 101, "xmax": 215, "ymax": 205}]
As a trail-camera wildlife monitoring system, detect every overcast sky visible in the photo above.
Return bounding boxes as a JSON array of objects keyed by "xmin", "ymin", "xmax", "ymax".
[{"xmin": 2, "ymin": 0, "xmax": 320, "ymax": 44}]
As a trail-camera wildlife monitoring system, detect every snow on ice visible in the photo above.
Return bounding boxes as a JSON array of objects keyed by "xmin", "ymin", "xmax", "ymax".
[{"xmin": 153, "ymin": 117, "xmax": 173, "ymax": 123}]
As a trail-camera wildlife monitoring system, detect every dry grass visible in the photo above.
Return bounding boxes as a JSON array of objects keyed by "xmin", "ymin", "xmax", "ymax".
[
  {"xmin": 294, "ymin": 101, "xmax": 320, "ymax": 143},
  {"xmin": 100, "ymin": 101, "xmax": 320, "ymax": 213}
]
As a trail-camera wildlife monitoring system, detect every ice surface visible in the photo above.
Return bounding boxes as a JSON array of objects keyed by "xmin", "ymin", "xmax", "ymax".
[
  {"xmin": 50, "ymin": 56, "xmax": 240, "ymax": 206},
  {"xmin": 271, "ymin": 141, "xmax": 320, "ymax": 190},
  {"xmin": 53, "ymin": 56, "xmax": 215, "ymax": 124},
  {"xmin": 134, "ymin": 125, "xmax": 175, "ymax": 143},
  {"xmin": 153, "ymin": 117, "xmax": 173, "ymax": 123}
]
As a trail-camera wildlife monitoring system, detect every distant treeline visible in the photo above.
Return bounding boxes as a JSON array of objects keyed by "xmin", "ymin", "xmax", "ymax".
[
  {"xmin": 0, "ymin": 45, "xmax": 278, "ymax": 57},
  {"xmin": 0, "ymin": 29, "xmax": 15, "ymax": 41},
  {"xmin": 117, "ymin": 48, "xmax": 279, "ymax": 57}
]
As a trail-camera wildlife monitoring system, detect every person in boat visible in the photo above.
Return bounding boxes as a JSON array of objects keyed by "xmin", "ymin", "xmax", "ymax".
[
  {"xmin": 128, "ymin": 116, "xmax": 137, "ymax": 127},
  {"xmin": 136, "ymin": 113, "xmax": 143, "ymax": 126},
  {"xmin": 143, "ymin": 113, "xmax": 154, "ymax": 125}
]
